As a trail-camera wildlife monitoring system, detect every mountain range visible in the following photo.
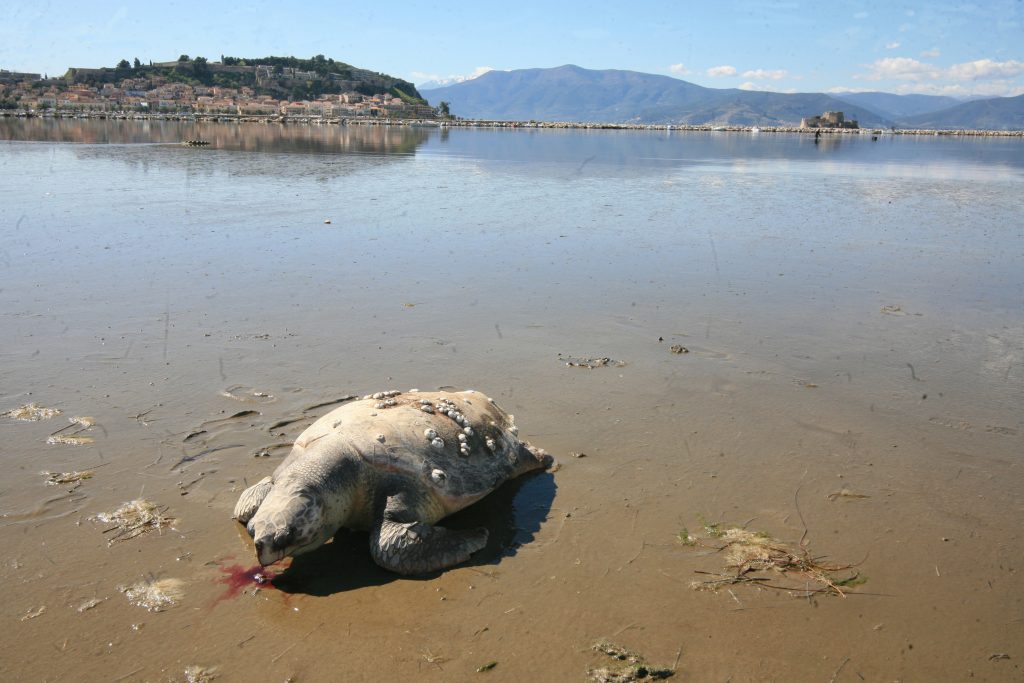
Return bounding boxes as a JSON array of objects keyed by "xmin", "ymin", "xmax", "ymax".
[{"xmin": 422, "ymin": 65, "xmax": 1024, "ymax": 130}]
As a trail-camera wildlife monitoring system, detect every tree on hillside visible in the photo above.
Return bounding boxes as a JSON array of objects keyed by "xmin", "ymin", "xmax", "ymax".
[
  {"xmin": 117, "ymin": 59, "xmax": 131, "ymax": 70},
  {"xmin": 437, "ymin": 101, "xmax": 451, "ymax": 118},
  {"xmin": 133, "ymin": 57, "xmax": 141, "ymax": 69},
  {"xmin": 193, "ymin": 56, "xmax": 209, "ymax": 78},
  {"xmin": 178, "ymin": 55, "xmax": 190, "ymax": 62}
]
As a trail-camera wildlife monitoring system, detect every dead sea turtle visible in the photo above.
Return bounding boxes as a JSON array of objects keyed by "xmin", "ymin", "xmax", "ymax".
[{"xmin": 233, "ymin": 389, "xmax": 551, "ymax": 574}]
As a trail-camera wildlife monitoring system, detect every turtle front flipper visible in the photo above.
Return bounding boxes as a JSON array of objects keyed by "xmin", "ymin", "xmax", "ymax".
[
  {"xmin": 233, "ymin": 476, "xmax": 274, "ymax": 523},
  {"xmin": 370, "ymin": 493, "xmax": 488, "ymax": 575}
]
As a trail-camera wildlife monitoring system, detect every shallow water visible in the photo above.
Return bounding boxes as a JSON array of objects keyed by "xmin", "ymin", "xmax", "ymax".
[{"xmin": 1, "ymin": 119, "xmax": 1022, "ymax": 681}]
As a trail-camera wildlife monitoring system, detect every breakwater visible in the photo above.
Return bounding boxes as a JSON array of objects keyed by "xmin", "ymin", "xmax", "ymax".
[{"xmin": 3, "ymin": 109, "xmax": 1022, "ymax": 137}]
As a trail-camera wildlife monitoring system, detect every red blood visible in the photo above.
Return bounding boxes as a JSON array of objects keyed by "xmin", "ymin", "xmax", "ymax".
[{"xmin": 214, "ymin": 562, "xmax": 283, "ymax": 603}]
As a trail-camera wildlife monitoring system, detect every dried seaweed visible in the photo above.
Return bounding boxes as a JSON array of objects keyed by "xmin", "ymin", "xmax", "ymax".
[
  {"xmin": 120, "ymin": 577, "xmax": 185, "ymax": 612},
  {"xmin": 46, "ymin": 434, "xmax": 95, "ymax": 446},
  {"xmin": 94, "ymin": 499, "xmax": 175, "ymax": 545},
  {"xmin": 183, "ymin": 664, "xmax": 219, "ymax": 682},
  {"xmin": 827, "ymin": 488, "xmax": 870, "ymax": 501},
  {"xmin": 221, "ymin": 385, "xmax": 274, "ymax": 403},
  {"xmin": 680, "ymin": 523, "xmax": 861, "ymax": 597},
  {"xmin": 46, "ymin": 416, "xmax": 98, "ymax": 446},
  {"xmin": 76, "ymin": 597, "xmax": 103, "ymax": 612},
  {"xmin": 42, "ymin": 470, "xmax": 94, "ymax": 486},
  {"xmin": 587, "ymin": 642, "xmax": 675, "ymax": 682},
  {"xmin": 558, "ymin": 353, "xmax": 627, "ymax": 369},
  {"xmin": 20, "ymin": 605, "xmax": 46, "ymax": 621},
  {"xmin": 3, "ymin": 403, "xmax": 61, "ymax": 421}
]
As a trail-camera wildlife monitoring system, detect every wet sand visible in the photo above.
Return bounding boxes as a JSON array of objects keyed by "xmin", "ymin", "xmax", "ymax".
[{"xmin": 1, "ymin": 121, "xmax": 1022, "ymax": 681}]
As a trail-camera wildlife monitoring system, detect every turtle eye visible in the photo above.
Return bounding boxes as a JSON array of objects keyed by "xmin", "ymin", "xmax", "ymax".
[{"xmin": 276, "ymin": 526, "xmax": 296, "ymax": 547}]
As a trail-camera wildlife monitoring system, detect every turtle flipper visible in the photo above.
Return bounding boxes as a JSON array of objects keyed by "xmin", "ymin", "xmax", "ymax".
[
  {"xmin": 370, "ymin": 494, "xmax": 488, "ymax": 575},
  {"xmin": 233, "ymin": 476, "xmax": 274, "ymax": 523}
]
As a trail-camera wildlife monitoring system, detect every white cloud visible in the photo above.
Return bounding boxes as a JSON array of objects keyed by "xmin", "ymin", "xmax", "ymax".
[
  {"xmin": 920, "ymin": 48, "xmax": 941, "ymax": 58},
  {"xmin": 856, "ymin": 57, "xmax": 1024, "ymax": 86},
  {"xmin": 669, "ymin": 63, "xmax": 690, "ymax": 76},
  {"xmin": 848, "ymin": 55, "xmax": 1024, "ymax": 97},
  {"xmin": 948, "ymin": 59, "xmax": 1024, "ymax": 80},
  {"xmin": 855, "ymin": 57, "xmax": 942, "ymax": 82},
  {"xmin": 707, "ymin": 65, "xmax": 737, "ymax": 77},
  {"xmin": 742, "ymin": 68, "xmax": 788, "ymax": 80},
  {"xmin": 885, "ymin": 42, "xmax": 901, "ymax": 50},
  {"xmin": 888, "ymin": 81, "xmax": 1024, "ymax": 97},
  {"xmin": 826, "ymin": 86, "xmax": 869, "ymax": 93},
  {"xmin": 413, "ymin": 66, "xmax": 495, "ymax": 87},
  {"xmin": 738, "ymin": 81, "xmax": 762, "ymax": 91}
]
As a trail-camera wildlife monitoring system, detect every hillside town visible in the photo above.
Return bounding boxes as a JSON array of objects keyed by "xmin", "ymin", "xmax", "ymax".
[{"xmin": 0, "ymin": 63, "xmax": 439, "ymax": 119}]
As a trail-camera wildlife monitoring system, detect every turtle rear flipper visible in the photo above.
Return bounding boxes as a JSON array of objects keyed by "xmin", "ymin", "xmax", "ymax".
[
  {"xmin": 370, "ymin": 494, "xmax": 488, "ymax": 575},
  {"xmin": 233, "ymin": 476, "xmax": 274, "ymax": 523}
]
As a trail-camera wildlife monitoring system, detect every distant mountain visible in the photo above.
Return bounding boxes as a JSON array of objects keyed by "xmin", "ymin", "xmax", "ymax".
[
  {"xmin": 422, "ymin": 65, "xmax": 889, "ymax": 127},
  {"xmin": 832, "ymin": 91, "xmax": 963, "ymax": 119},
  {"xmin": 900, "ymin": 94, "xmax": 1024, "ymax": 130},
  {"xmin": 423, "ymin": 65, "xmax": 712, "ymax": 122},
  {"xmin": 423, "ymin": 65, "xmax": 1024, "ymax": 130},
  {"xmin": 647, "ymin": 90, "xmax": 888, "ymax": 128}
]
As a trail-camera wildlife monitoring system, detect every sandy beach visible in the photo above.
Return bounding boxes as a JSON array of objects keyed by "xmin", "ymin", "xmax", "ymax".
[{"xmin": 1, "ymin": 120, "xmax": 1021, "ymax": 681}]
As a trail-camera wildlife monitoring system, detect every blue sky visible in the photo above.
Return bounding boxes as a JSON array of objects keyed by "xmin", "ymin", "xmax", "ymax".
[{"xmin": 2, "ymin": 0, "xmax": 1022, "ymax": 98}]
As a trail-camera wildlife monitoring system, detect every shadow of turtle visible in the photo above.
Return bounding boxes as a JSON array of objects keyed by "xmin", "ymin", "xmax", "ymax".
[
  {"xmin": 272, "ymin": 469, "xmax": 557, "ymax": 596},
  {"xmin": 448, "ymin": 469, "xmax": 557, "ymax": 568}
]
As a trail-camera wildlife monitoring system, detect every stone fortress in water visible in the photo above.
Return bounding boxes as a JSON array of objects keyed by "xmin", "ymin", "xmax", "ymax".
[{"xmin": 800, "ymin": 111, "xmax": 859, "ymax": 129}]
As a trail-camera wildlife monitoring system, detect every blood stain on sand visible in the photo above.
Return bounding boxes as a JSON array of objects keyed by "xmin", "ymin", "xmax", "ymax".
[{"xmin": 214, "ymin": 562, "xmax": 288, "ymax": 605}]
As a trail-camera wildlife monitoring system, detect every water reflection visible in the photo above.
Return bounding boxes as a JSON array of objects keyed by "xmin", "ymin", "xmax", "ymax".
[
  {"xmin": 0, "ymin": 117, "xmax": 430, "ymax": 155},
  {"xmin": 3, "ymin": 118, "xmax": 1021, "ymax": 182},
  {"xmin": 0, "ymin": 118, "xmax": 432, "ymax": 179},
  {"xmin": 422, "ymin": 127, "xmax": 1024, "ymax": 180},
  {"xmin": 68, "ymin": 138, "xmax": 419, "ymax": 180}
]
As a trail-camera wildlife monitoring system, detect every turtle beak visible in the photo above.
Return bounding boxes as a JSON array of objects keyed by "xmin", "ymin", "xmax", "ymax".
[{"xmin": 254, "ymin": 536, "xmax": 287, "ymax": 567}]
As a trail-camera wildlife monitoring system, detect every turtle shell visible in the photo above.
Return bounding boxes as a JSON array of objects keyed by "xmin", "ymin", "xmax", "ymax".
[{"xmin": 278, "ymin": 390, "xmax": 537, "ymax": 507}]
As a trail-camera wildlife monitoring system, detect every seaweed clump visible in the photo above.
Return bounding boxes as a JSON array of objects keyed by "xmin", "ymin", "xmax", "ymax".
[
  {"xmin": 42, "ymin": 470, "xmax": 94, "ymax": 487},
  {"xmin": 94, "ymin": 499, "xmax": 175, "ymax": 545},
  {"xmin": 587, "ymin": 642, "xmax": 674, "ymax": 682},
  {"xmin": 2, "ymin": 403, "xmax": 61, "ymax": 421},
  {"xmin": 46, "ymin": 416, "xmax": 97, "ymax": 445},
  {"xmin": 120, "ymin": 577, "xmax": 185, "ymax": 612},
  {"xmin": 679, "ymin": 519, "xmax": 862, "ymax": 597}
]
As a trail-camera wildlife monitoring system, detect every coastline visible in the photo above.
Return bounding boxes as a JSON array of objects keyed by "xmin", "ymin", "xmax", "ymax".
[{"xmin": 3, "ymin": 108, "xmax": 1023, "ymax": 137}]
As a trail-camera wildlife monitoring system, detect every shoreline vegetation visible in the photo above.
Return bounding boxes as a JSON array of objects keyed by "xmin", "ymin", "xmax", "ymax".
[{"xmin": 3, "ymin": 109, "xmax": 1022, "ymax": 137}]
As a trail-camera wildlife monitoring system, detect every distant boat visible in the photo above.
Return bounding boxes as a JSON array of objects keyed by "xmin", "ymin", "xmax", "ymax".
[
  {"xmin": 750, "ymin": 127, "xmax": 761, "ymax": 134},
  {"xmin": 182, "ymin": 139, "xmax": 210, "ymax": 146}
]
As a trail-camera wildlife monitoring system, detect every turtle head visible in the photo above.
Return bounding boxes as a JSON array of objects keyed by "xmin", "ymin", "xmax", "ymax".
[{"xmin": 247, "ymin": 487, "xmax": 329, "ymax": 566}]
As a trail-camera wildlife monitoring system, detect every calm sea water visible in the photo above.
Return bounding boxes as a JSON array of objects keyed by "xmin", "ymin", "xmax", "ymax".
[
  {"xmin": 2, "ymin": 119, "xmax": 1021, "ymax": 399},
  {"xmin": 1, "ymin": 118, "xmax": 1022, "ymax": 680}
]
